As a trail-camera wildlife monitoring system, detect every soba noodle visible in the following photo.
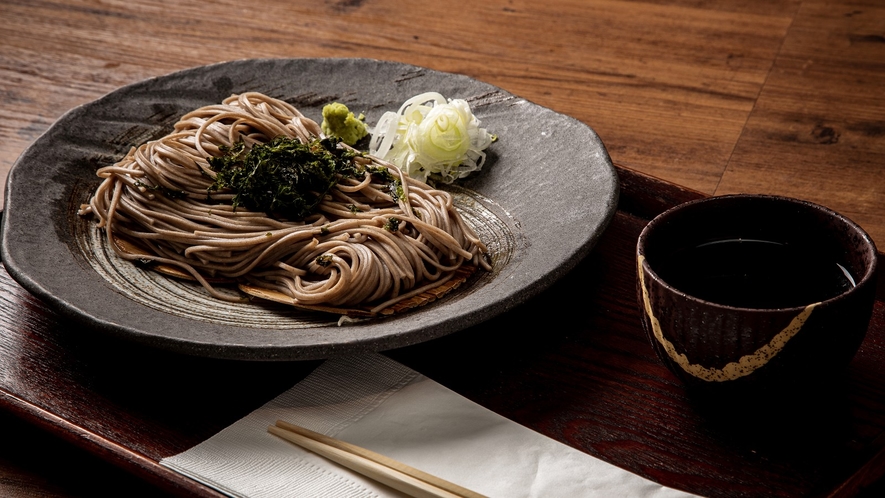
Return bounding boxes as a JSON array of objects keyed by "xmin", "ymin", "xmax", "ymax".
[{"xmin": 79, "ymin": 92, "xmax": 490, "ymax": 314}]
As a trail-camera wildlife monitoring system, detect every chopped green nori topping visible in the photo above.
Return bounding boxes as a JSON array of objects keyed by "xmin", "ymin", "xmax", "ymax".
[
  {"xmin": 315, "ymin": 254, "xmax": 333, "ymax": 267},
  {"xmin": 388, "ymin": 180, "xmax": 404, "ymax": 203},
  {"xmin": 348, "ymin": 204, "xmax": 362, "ymax": 214},
  {"xmin": 207, "ymin": 136, "xmax": 359, "ymax": 220},
  {"xmin": 366, "ymin": 165, "xmax": 396, "ymax": 183},
  {"xmin": 383, "ymin": 217, "xmax": 401, "ymax": 232}
]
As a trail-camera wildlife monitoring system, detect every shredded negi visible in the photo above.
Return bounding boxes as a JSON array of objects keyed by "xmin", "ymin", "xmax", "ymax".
[{"xmin": 370, "ymin": 92, "xmax": 495, "ymax": 184}]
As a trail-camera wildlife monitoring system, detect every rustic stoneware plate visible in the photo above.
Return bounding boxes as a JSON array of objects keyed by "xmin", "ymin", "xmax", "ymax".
[{"xmin": 1, "ymin": 58, "xmax": 618, "ymax": 360}]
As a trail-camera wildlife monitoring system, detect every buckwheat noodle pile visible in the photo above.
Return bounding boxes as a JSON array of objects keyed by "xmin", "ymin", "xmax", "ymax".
[{"xmin": 79, "ymin": 92, "xmax": 489, "ymax": 314}]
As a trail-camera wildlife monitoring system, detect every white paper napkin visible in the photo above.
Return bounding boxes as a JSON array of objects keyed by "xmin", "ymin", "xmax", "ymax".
[{"xmin": 161, "ymin": 353, "xmax": 697, "ymax": 497}]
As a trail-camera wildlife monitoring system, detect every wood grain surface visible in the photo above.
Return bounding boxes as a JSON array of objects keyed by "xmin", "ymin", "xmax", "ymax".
[{"xmin": 1, "ymin": 0, "xmax": 884, "ymax": 496}]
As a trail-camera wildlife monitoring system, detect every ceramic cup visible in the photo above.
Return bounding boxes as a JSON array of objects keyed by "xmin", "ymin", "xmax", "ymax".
[{"xmin": 636, "ymin": 195, "xmax": 878, "ymax": 388}]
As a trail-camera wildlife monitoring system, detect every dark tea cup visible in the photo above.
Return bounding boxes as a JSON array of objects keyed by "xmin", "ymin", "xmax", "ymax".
[{"xmin": 636, "ymin": 195, "xmax": 878, "ymax": 388}]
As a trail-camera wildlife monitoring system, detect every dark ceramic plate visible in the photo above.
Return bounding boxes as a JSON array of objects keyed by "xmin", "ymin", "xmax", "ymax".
[{"xmin": 1, "ymin": 58, "xmax": 618, "ymax": 360}]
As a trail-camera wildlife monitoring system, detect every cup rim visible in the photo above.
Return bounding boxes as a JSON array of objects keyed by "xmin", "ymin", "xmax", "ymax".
[{"xmin": 636, "ymin": 194, "xmax": 879, "ymax": 313}]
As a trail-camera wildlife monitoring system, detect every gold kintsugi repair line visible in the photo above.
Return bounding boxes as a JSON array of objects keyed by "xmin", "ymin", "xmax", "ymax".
[{"xmin": 637, "ymin": 255, "xmax": 819, "ymax": 382}]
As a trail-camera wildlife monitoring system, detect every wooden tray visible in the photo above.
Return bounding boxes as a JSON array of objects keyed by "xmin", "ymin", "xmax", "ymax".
[{"xmin": 1, "ymin": 166, "xmax": 883, "ymax": 497}]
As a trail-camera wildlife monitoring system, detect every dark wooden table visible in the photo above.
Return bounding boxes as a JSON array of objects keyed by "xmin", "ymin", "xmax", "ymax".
[{"xmin": 2, "ymin": 1, "xmax": 884, "ymax": 496}]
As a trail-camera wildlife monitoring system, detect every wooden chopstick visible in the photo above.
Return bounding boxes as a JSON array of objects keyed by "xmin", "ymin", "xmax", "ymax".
[{"xmin": 268, "ymin": 420, "xmax": 486, "ymax": 498}]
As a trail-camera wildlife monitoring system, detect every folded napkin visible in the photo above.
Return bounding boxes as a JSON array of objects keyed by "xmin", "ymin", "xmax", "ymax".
[{"xmin": 161, "ymin": 353, "xmax": 696, "ymax": 497}]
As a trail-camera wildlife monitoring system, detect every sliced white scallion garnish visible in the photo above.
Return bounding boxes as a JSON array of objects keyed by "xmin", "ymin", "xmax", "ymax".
[{"xmin": 369, "ymin": 92, "xmax": 494, "ymax": 184}]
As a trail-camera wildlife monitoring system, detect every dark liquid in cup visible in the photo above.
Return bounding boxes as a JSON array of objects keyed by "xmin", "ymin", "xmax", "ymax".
[{"xmin": 655, "ymin": 238, "xmax": 855, "ymax": 309}]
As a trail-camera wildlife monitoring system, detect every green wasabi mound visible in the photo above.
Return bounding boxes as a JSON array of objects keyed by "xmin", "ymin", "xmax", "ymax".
[{"xmin": 321, "ymin": 102, "xmax": 369, "ymax": 146}]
